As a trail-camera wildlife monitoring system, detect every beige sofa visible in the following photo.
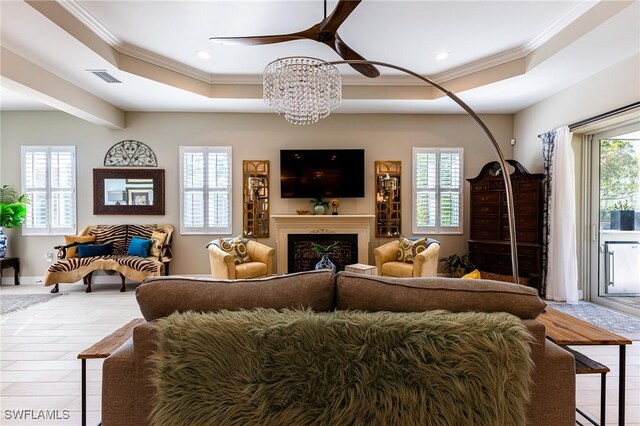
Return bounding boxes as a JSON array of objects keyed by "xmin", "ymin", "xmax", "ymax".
[{"xmin": 102, "ymin": 271, "xmax": 575, "ymax": 426}]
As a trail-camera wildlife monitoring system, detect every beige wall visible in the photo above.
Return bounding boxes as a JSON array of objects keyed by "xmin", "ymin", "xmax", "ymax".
[{"xmin": 1, "ymin": 111, "xmax": 514, "ymax": 279}]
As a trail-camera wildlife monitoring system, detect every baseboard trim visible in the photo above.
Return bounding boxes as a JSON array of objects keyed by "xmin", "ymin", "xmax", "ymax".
[
  {"xmin": 1, "ymin": 275, "xmax": 135, "ymax": 286},
  {"xmin": 1, "ymin": 276, "xmax": 43, "ymax": 285}
]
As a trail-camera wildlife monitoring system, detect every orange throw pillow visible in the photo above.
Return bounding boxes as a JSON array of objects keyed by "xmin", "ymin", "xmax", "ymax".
[{"xmin": 64, "ymin": 235, "xmax": 96, "ymax": 258}]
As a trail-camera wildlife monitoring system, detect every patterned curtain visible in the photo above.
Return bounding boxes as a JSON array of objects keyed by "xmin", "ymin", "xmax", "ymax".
[
  {"xmin": 539, "ymin": 127, "xmax": 579, "ymax": 303},
  {"xmin": 539, "ymin": 130, "xmax": 556, "ymax": 296}
]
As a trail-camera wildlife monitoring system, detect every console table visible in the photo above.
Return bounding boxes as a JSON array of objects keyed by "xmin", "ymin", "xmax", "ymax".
[
  {"xmin": 538, "ymin": 307, "xmax": 632, "ymax": 425},
  {"xmin": 0, "ymin": 257, "xmax": 20, "ymax": 285},
  {"xmin": 78, "ymin": 318, "xmax": 145, "ymax": 426}
]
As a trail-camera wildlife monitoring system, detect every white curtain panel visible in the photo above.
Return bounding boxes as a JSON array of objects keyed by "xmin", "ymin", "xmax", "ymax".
[{"xmin": 546, "ymin": 126, "xmax": 579, "ymax": 302}]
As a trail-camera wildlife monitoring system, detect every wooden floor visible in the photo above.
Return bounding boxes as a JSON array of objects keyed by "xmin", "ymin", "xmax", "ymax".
[{"xmin": 1, "ymin": 282, "xmax": 639, "ymax": 425}]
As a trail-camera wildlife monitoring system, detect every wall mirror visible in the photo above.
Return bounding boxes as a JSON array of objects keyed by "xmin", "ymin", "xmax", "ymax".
[
  {"xmin": 93, "ymin": 168, "xmax": 165, "ymax": 215},
  {"xmin": 243, "ymin": 160, "xmax": 269, "ymax": 238},
  {"xmin": 375, "ymin": 161, "xmax": 401, "ymax": 237}
]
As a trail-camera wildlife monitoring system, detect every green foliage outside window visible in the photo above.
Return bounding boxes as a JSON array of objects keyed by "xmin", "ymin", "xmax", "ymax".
[{"xmin": 599, "ymin": 140, "xmax": 639, "ymax": 221}]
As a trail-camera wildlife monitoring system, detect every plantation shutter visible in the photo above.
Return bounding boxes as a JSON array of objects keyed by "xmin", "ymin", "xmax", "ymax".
[
  {"xmin": 207, "ymin": 150, "xmax": 230, "ymax": 229},
  {"xmin": 439, "ymin": 150, "xmax": 461, "ymax": 229},
  {"xmin": 413, "ymin": 147, "xmax": 463, "ymax": 234},
  {"xmin": 180, "ymin": 146, "xmax": 232, "ymax": 234},
  {"xmin": 22, "ymin": 146, "xmax": 76, "ymax": 235}
]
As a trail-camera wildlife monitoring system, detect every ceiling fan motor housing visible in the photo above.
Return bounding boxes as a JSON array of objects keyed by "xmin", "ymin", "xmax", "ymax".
[{"xmin": 317, "ymin": 32, "xmax": 335, "ymax": 42}]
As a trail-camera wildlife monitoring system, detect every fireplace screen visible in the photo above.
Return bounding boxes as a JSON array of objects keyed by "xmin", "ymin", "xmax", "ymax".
[{"xmin": 288, "ymin": 234, "xmax": 358, "ymax": 273}]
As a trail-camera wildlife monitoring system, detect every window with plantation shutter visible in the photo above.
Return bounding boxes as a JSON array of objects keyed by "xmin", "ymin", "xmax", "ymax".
[
  {"xmin": 21, "ymin": 146, "xmax": 76, "ymax": 235},
  {"xmin": 413, "ymin": 147, "xmax": 463, "ymax": 234},
  {"xmin": 180, "ymin": 146, "xmax": 232, "ymax": 234}
]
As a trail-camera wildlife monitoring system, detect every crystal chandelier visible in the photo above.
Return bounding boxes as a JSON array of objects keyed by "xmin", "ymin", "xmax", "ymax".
[{"xmin": 263, "ymin": 57, "xmax": 342, "ymax": 125}]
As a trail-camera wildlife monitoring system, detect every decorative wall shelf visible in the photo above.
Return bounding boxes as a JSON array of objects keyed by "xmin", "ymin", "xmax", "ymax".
[
  {"xmin": 375, "ymin": 160, "xmax": 401, "ymax": 237},
  {"xmin": 242, "ymin": 160, "xmax": 270, "ymax": 238}
]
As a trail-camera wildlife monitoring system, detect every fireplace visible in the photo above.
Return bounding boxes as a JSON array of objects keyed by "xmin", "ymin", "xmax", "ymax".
[
  {"xmin": 271, "ymin": 215, "xmax": 374, "ymax": 273},
  {"xmin": 288, "ymin": 234, "xmax": 358, "ymax": 273}
]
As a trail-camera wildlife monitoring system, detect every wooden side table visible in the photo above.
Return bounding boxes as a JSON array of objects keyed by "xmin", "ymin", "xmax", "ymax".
[
  {"xmin": 0, "ymin": 257, "xmax": 20, "ymax": 285},
  {"xmin": 565, "ymin": 346, "xmax": 610, "ymax": 425},
  {"xmin": 78, "ymin": 318, "xmax": 145, "ymax": 426},
  {"xmin": 538, "ymin": 307, "xmax": 632, "ymax": 425}
]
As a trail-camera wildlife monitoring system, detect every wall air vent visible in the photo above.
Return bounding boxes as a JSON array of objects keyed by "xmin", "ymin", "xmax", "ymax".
[{"xmin": 87, "ymin": 70, "xmax": 121, "ymax": 83}]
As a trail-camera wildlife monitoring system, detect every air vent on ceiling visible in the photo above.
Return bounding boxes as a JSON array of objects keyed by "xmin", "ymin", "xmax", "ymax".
[{"xmin": 87, "ymin": 70, "xmax": 121, "ymax": 83}]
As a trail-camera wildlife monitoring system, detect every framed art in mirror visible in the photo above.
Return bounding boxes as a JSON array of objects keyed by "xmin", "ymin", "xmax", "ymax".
[{"xmin": 93, "ymin": 168, "xmax": 165, "ymax": 215}]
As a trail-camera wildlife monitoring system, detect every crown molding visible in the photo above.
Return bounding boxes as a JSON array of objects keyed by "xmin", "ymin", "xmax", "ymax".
[
  {"xmin": 57, "ymin": 0, "xmax": 213, "ymax": 83},
  {"xmin": 57, "ymin": 0, "xmax": 120, "ymax": 46},
  {"xmin": 523, "ymin": 0, "xmax": 598, "ymax": 54},
  {"xmin": 431, "ymin": 1, "xmax": 598, "ymax": 84},
  {"xmin": 56, "ymin": 0, "xmax": 598, "ymax": 87},
  {"xmin": 119, "ymin": 42, "xmax": 213, "ymax": 84}
]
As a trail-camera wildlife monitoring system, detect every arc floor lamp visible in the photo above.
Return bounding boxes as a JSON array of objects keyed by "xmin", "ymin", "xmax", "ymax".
[{"xmin": 263, "ymin": 57, "xmax": 519, "ymax": 282}]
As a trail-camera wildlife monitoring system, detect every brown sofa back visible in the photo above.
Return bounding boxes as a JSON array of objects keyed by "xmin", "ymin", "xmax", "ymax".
[
  {"xmin": 335, "ymin": 272, "xmax": 546, "ymax": 319},
  {"xmin": 105, "ymin": 272, "xmax": 574, "ymax": 426},
  {"xmin": 137, "ymin": 270, "xmax": 335, "ymax": 320}
]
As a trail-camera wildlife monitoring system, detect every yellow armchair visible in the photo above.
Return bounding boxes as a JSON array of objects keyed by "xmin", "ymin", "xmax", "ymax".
[
  {"xmin": 208, "ymin": 240, "xmax": 275, "ymax": 279},
  {"xmin": 374, "ymin": 239, "xmax": 440, "ymax": 278}
]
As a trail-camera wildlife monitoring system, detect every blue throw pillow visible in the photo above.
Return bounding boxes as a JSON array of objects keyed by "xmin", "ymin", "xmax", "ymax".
[
  {"xmin": 77, "ymin": 243, "xmax": 113, "ymax": 258},
  {"xmin": 127, "ymin": 237, "xmax": 152, "ymax": 257}
]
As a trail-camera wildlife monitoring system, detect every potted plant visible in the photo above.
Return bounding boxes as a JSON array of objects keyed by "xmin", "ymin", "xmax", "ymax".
[
  {"xmin": 310, "ymin": 196, "xmax": 329, "ymax": 215},
  {"xmin": 439, "ymin": 253, "xmax": 475, "ymax": 278},
  {"xmin": 311, "ymin": 241, "xmax": 339, "ymax": 272},
  {"xmin": 610, "ymin": 200, "xmax": 635, "ymax": 231},
  {"xmin": 0, "ymin": 185, "xmax": 30, "ymax": 259}
]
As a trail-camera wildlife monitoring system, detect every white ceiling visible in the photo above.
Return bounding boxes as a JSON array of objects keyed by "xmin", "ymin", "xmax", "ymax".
[{"xmin": 0, "ymin": 0, "xmax": 638, "ymax": 124}]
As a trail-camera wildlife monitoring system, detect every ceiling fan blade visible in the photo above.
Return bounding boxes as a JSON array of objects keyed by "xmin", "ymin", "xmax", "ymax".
[
  {"xmin": 209, "ymin": 30, "xmax": 314, "ymax": 46},
  {"xmin": 332, "ymin": 34, "xmax": 380, "ymax": 78},
  {"xmin": 320, "ymin": 0, "xmax": 363, "ymax": 34}
]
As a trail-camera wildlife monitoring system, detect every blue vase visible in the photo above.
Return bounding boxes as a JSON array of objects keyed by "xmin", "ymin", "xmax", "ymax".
[
  {"xmin": 0, "ymin": 227, "xmax": 7, "ymax": 259},
  {"xmin": 315, "ymin": 254, "xmax": 336, "ymax": 272}
]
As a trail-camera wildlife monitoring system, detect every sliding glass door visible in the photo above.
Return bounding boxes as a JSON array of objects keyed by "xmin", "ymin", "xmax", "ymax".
[{"xmin": 589, "ymin": 123, "xmax": 640, "ymax": 314}]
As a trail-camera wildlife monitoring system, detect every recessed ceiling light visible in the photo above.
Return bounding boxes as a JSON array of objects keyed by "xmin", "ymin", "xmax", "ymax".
[
  {"xmin": 196, "ymin": 50, "xmax": 211, "ymax": 59},
  {"xmin": 435, "ymin": 51, "xmax": 450, "ymax": 61}
]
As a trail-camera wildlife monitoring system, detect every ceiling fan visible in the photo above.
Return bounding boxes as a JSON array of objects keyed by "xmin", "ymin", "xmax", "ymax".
[{"xmin": 209, "ymin": 0, "xmax": 380, "ymax": 78}]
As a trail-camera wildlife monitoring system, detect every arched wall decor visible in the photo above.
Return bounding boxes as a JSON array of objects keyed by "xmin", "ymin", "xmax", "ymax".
[{"xmin": 104, "ymin": 140, "xmax": 158, "ymax": 167}]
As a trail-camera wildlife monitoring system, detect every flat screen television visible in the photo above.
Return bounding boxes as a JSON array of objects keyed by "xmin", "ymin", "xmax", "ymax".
[{"xmin": 280, "ymin": 149, "xmax": 365, "ymax": 198}]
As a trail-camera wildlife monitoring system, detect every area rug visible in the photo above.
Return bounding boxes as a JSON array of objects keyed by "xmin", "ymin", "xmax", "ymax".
[
  {"xmin": 549, "ymin": 301, "xmax": 640, "ymax": 341},
  {"xmin": 1, "ymin": 294, "xmax": 64, "ymax": 315}
]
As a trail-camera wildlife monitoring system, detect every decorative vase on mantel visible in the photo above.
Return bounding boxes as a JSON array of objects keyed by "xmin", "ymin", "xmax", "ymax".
[
  {"xmin": 313, "ymin": 205, "xmax": 327, "ymax": 215},
  {"xmin": 310, "ymin": 196, "xmax": 329, "ymax": 215},
  {"xmin": 314, "ymin": 254, "xmax": 336, "ymax": 272},
  {"xmin": 0, "ymin": 227, "xmax": 7, "ymax": 259}
]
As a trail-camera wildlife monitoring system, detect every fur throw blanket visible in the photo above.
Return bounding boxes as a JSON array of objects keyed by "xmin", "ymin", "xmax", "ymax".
[{"xmin": 150, "ymin": 309, "xmax": 533, "ymax": 426}]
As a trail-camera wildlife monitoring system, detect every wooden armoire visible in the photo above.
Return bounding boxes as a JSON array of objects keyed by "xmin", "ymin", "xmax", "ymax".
[{"xmin": 467, "ymin": 160, "xmax": 545, "ymax": 294}]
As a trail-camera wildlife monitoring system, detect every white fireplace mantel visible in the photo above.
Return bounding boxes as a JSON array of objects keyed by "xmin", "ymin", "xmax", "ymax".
[{"xmin": 271, "ymin": 215, "xmax": 375, "ymax": 273}]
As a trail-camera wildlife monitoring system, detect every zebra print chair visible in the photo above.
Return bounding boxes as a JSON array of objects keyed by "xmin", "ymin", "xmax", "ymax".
[{"xmin": 44, "ymin": 224, "xmax": 173, "ymax": 293}]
